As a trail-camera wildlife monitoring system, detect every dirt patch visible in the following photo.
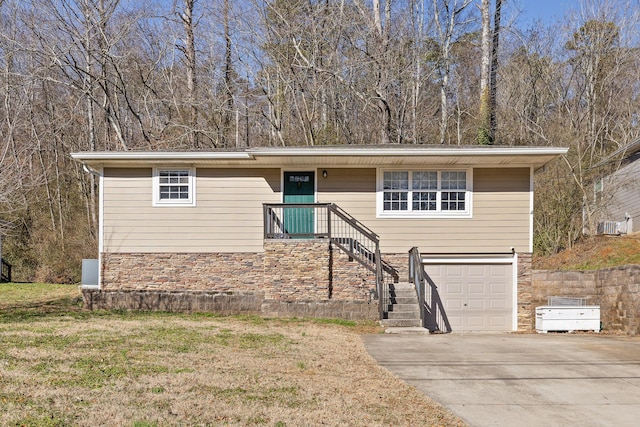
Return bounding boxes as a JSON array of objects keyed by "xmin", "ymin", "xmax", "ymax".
[{"xmin": 534, "ymin": 233, "xmax": 640, "ymax": 270}]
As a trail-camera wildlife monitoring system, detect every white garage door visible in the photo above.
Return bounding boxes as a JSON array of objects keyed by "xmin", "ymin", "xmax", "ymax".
[{"xmin": 423, "ymin": 261, "xmax": 514, "ymax": 332}]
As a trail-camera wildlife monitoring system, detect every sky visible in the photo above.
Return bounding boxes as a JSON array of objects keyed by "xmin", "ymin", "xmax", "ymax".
[{"xmin": 515, "ymin": 0, "xmax": 580, "ymax": 27}]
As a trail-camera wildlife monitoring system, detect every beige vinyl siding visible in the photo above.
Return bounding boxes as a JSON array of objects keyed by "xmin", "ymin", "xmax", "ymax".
[
  {"xmin": 103, "ymin": 167, "xmax": 280, "ymax": 253},
  {"xmin": 317, "ymin": 167, "xmax": 375, "ymax": 213},
  {"xmin": 318, "ymin": 167, "xmax": 531, "ymax": 253},
  {"xmin": 103, "ymin": 166, "xmax": 530, "ymax": 254}
]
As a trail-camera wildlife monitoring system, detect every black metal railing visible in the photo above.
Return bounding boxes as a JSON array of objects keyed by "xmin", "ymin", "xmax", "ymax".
[
  {"xmin": 264, "ymin": 203, "xmax": 395, "ymax": 320},
  {"xmin": 408, "ymin": 248, "xmax": 424, "ymax": 326},
  {"xmin": 1, "ymin": 258, "xmax": 11, "ymax": 283},
  {"xmin": 409, "ymin": 247, "xmax": 450, "ymax": 333}
]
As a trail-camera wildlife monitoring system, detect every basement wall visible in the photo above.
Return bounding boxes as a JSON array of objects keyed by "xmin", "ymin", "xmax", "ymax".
[{"xmin": 90, "ymin": 239, "xmax": 379, "ymax": 320}]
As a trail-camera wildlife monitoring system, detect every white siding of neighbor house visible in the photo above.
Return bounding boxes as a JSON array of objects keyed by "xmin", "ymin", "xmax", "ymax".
[
  {"xmin": 317, "ymin": 167, "xmax": 531, "ymax": 253},
  {"xmin": 103, "ymin": 166, "xmax": 531, "ymax": 254},
  {"xmin": 102, "ymin": 167, "xmax": 281, "ymax": 253},
  {"xmin": 604, "ymin": 158, "xmax": 640, "ymax": 232}
]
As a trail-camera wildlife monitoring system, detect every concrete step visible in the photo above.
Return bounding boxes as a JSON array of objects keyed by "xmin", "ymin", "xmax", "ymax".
[
  {"xmin": 387, "ymin": 310, "xmax": 420, "ymax": 320},
  {"xmin": 390, "ymin": 282, "xmax": 415, "ymax": 290},
  {"xmin": 388, "ymin": 303, "xmax": 420, "ymax": 312},
  {"xmin": 384, "ymin": 281, "xmax": 421, "ymax": 327},
  {"xmin": 389, "ymin": 296, "xmax": 418, "ymax": 305},
  {"xmin": 381, "ymin": 318, "xmax": 422, "ymax": 328},
  {"xmin": 390, "ymin": 294, "xmax": 418, "ymax": 303},
  {"xmin": 389, "ymin": 289, "xmax": 418, "ymax": 297},
  {"xmin": 384, "ymin": 326, "xmax": 430, "ymax": 334}
]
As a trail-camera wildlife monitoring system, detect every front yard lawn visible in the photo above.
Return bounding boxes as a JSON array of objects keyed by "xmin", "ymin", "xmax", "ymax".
[{"xmin": 0, "ymin": 283, "xmax": 464, "ymax": 426}]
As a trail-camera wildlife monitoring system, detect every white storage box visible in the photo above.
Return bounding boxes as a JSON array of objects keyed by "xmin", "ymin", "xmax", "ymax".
[{"xmin": 536, "ymin": 306, "xmax": 600, "ymax": 333}]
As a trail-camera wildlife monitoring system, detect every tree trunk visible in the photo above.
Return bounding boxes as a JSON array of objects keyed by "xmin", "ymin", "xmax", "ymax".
[
  {"xmin": 478, "ymin": 0, "xmax": 491, "ymax": 144},
  {"xmin": 223, "ymin": 0, "xmax": 233, "ymax": 148},
  {"xmin": 182, "ymin": 0, "xmax": 199, "ymax": 147},
  {"xmin": 489, "ymin": 0, "xmax": 501, "ymax": 143}
]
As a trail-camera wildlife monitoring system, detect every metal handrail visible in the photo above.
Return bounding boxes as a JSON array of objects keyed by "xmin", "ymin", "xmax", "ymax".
[
  {"xmin": 328, "ymin": 204, "xmax": 379, "ymax": 241},
  {"xmin": 263, "ymin": 202, "xmax": 390, "ymax": 319},
  {"xmin": 409, "ymin": 247, "xmax": 451, "ymax": 333},
  {"xmin": 326, "ymin": 204, "xmax": 389, "ymax": 319},
  {"xmin": 408, "ymin": 247, "xmax": 425, "ymax": 327},
  {"xmin": 1, "ymin": 258, "xmax": 11, "ymax": 283}
]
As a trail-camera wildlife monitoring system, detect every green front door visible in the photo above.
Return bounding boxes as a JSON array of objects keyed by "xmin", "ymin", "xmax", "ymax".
[{"xmin": 283, "ymin": 171, "xmax": 315, "ymax": 236}]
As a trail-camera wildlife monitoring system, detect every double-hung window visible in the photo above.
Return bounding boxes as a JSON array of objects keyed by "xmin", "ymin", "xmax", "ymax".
[
  {"xmin": 153, "ymin": 167, "xmax": 196, "ymax": 206},
  {"xmin": 379, "ymin": 169, "xmax": 470, "ymax": 217}
]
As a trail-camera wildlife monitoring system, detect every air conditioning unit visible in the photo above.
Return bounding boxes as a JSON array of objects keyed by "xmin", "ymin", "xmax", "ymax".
[{"xmin": 597, "ymin": 220, "xmax": 626, "ymax": 235}]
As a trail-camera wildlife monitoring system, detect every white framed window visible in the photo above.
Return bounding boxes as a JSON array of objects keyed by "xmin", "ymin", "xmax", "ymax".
[
  {"xmin": 377, "ymin": 169, "xmax": 471, "ymax": 218},
  {"xmin": 153, "ymin": 167, "xmax": 196, "ymax": 206}
]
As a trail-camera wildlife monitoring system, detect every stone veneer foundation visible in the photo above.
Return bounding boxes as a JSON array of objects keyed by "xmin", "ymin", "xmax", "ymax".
[
  {"xmin": 517, "ymin": 252, "xmax": 533, "ymax": 331},
  {"xmin": 89, "ymin": 244, "xmax": 533, "ymax": 329},
  {"xmin": 101, "ymin": 252, "xmax": 264, "ymax": 292},
  {"xmin": 90, "ymin": 239, "xmax": 381, "ymax": 320}
]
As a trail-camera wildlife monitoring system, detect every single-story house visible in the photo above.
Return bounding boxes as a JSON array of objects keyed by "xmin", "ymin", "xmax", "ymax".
[
  {"xmin": 72, "ymin": 145, "xmax": 567, "ymax": 332},
  {"xmin": 595, "ymin": 139, "xmax": 640, "ymax": 234}
]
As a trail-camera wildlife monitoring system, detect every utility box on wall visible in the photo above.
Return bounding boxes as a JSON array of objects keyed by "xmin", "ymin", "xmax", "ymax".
[
  {"xmin": 81, "ymin": 259, "xmax": 99, "ymax": 288},
  {"xmin": 536, "ymin": 306, "xmax": 600, "ymax": 333}
]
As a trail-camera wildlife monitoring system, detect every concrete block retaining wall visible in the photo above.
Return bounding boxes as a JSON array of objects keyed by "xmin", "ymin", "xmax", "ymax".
[
  {"xmin": 82, "ymin": 289, "xmax": 379, "ymax": 320},
  {"xmin": 533, "ymin": 265, "xmax": 640, "ymax": 335}
]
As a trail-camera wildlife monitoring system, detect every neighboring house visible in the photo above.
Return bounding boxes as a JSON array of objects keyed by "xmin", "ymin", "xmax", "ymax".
[
  {"xmin": 596, "ymin": 139, "xmax": 640, "ymax": 234},
  {"xmin": 72, "ymin": 145, "xmax": 567, "ymax": 332}
]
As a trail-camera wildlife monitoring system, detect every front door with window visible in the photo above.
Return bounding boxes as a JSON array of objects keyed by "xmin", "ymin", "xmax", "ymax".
[{"xmin": 283, "ymin": 171, "xmax": 315, "ymax": 236}]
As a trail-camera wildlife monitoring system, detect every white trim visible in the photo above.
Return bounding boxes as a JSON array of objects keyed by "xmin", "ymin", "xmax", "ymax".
[
  {"xmin": 376, "ymin": 168, "xmax": 473, "ymax": 218},
  {"xmin": 98, "ymin": 167, "xmax": 104, "ymax": 290},
  {"xmin": 529, "ymin": 166, "xmax": 534, "ymax": 253},
  {"xmin": 71, "ymin": 147, "xmax": 569, "ymax": 161},
  {"xmin": 152, "ymin": 167, "xmax": 196, "ymax": 207},
  {"xmin": 72, "ymin": 151, "xmax": 253, "ymax": 161},
  {"xmin": 421, "ymin": 257, "xmax": 513, "ymax": 264},
  {"xmin": 248, "ymin": 147, "xmax": 569, "ymax": 157},
  {"xmin": 512, "ymin": 252, "xmax": 519, "ymax": 332},
  {"xmin": 71, "ymin": 147, "xmax": 568, "ymax": 172}
]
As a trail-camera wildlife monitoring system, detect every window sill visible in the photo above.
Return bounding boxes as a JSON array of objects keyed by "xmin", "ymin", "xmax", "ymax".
[{"xmin": 376, "ymin": 211, "xmax": 472, "ymax": 219}]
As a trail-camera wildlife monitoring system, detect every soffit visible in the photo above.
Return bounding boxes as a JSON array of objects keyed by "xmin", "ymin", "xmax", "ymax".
[{"xmin": 71, "ymin": 146, "xmax": 568, "ymax": 170}]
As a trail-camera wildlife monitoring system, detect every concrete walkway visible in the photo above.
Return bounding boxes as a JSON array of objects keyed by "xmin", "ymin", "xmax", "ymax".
[{"xmin": 364, "ymin": 333, "xmax": 640, "ymax": 427}]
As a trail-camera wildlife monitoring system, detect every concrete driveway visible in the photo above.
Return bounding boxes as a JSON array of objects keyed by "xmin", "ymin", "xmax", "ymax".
[{"xmin": 364, "ymin": 333, "xmax": 640, "ymax": 427}]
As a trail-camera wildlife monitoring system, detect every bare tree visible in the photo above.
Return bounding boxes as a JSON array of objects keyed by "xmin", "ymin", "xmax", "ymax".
[
  {"xmin": 478, "ymin": 0, "xmax": 501, "ymax": 145},
  {"xmin": 432, "ymin": 0, "xmax": 473, "ymax": 144},
  {"xmin": 179, "ymin": 0, "xmax": 200, "ymax": 147}
]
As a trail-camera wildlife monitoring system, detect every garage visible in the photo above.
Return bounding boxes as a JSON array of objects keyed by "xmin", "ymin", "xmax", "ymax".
[{"xmin": 422, "ymin": 255, "xmax": 516, "ymax": 332}]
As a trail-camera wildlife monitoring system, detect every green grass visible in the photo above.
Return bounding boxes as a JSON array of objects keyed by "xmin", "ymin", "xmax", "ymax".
[
  {"xmin": 0, "ymin": 283, "xmax": 461, "ymax": 427},
  {"xmin": 0, "ymin": 282, "xmax": 80, "ymax": 307}
]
